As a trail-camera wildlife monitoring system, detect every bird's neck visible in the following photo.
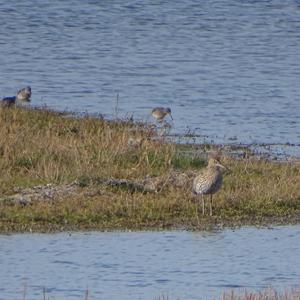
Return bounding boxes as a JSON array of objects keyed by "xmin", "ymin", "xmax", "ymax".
[{"xmin": 208, "ymin": 165, "xmax": 221, "ymax": 174}]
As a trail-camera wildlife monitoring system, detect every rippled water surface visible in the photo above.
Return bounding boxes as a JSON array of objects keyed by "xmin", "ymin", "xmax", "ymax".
[
  {"xmin": 0, "ymin": 0, "xmax": 299, "ymax": 145},
  {"xmin": 1, "ymin": 226, "xmax": 300, "ymax": 300}
]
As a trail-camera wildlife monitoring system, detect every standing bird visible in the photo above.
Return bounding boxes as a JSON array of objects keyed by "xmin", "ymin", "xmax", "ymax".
[
  {"xmin": 193, "ymin": 157, "xmax": 227, "ymax": 216},
  {"xmin": 1, "ymin": 86, "xmax": 31, "ymax": 107},
  {"xmin": 151, "ymin": 107, "xmax": 173, "ymax": 123},
  {"xmin": 16, "ymin": 86, "xmax": 31, "ymax": 102}
]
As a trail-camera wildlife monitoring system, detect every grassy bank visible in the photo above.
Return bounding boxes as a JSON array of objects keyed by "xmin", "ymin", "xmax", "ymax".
[
  {"xmin": 0, "ymin": 107, "xmax": 299, "ymax": 232},
  {"xmin": 19, "ymin": 286, "xmax": 300, "ymax": 300},
  {"xmin": 219, "ymin": 289, "xmax": 300, "ymax": 300}
]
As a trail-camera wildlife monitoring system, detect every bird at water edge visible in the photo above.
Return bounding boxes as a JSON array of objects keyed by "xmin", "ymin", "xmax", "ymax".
[
  {"xmin": 1, "ymin": 86, "xmax": 31, "ymax": 107},
  {"xmin": 151, "ymin": 107, "xmax": 173, "ymax": 123},
  {"xmin": 193, "ymin": 156, "xmax": 227, "ymax": 216},
  {"xmin": 16, "ymin": 86, "xmax": 31, "ymax": 101}
]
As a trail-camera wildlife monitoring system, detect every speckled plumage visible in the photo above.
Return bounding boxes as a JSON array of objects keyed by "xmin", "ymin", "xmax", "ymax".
[
  {"xmin": 151, "ymin": 107, "xmax": 173, "ymax": 122},
  {"xmin": 16, "ymin": 86, "xmax": 31, "ymax": 101},
  {"xmin": 193, "ymin": 158, "xmax": 226, "ymax": 216}
]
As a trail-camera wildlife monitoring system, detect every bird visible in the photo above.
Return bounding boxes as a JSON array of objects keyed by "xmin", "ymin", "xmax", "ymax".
[
  {"xmin": 1, "ymin": 86, "xmax": 31, "ymax": 107},
  {"xmin": 193, "ymin": 156, "xmax": 227, "ymax": 216},
  {"xmin": 16, "ymin": 86, "xmax": 31, "ymax": 102},
  {"xmin": 0, "ymin": 96, "xmax": 18, "ymax": 107},
  {"xmin": 151, "ymin": 107, "xmax": 173, "ymax": 123}
]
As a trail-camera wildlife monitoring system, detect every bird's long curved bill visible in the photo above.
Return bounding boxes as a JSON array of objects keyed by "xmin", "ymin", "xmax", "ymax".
[
  {"xmin": 217, "ymin": 163, "xmax": 229, "ymax": 171},
  {"xmin": 169, "ymin": 113, "xmax": 173, "ymax": 120}
]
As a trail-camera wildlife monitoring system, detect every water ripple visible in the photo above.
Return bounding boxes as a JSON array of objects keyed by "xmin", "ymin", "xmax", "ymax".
[{"xmin": 0, "ymin": 0, "xmax": 299, "ymax": 148}]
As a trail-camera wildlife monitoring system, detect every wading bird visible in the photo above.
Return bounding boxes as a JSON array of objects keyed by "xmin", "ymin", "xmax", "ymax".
[
  {"xmin": 16, "ymin": 86, "xmax": 31, "ymax": 101},
  {"xmin": 151, "ymin": 107, "xmax": 173, "ymax": 123},
  {"xmin": 1, "ymin": 86, "xmax": 31, "ymax": 107},
  {"xmin": 193, "ymin": 156, "xmax": 227, "ymax": 216}
]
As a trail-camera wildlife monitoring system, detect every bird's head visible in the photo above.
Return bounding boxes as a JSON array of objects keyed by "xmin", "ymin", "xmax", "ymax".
[{"xmin": 208, "ymin": 157, "xmax": 228, "ymax": 171}]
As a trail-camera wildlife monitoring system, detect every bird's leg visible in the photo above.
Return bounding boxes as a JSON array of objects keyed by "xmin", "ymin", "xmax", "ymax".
[
  {"xmin": 194, "ymin": 197, "xmax": 200, "ymax": 226},
  {"xmin": 202, "ymin": 195, "xmax": 205, "ymax": 215},
  {"xmin": 209, "ymin": 194, "xmax": 213, "ymax": 216}
]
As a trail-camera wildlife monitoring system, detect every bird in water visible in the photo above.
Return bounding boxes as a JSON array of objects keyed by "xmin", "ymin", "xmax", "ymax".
[
  {"xmin": 193, "ymin": 156, "xmax": 227, "ymax": 216},
  {"xmin": 151, "ymin": 107, "xmax": 173, "ymax": 123},
  {"xmin": 1, "ymin": 86, "xmax": 31, "ymax": 107}
]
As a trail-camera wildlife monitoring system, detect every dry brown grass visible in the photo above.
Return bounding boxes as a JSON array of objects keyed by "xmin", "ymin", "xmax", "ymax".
[
  {"xmin": 0, "ymin": 107, "xmax": 173, "ymax": 190},
  {"xmin": 0, "ymin": 107, "xmax": 299, "ymax": 232},
  {"xmin": 155, "ymin": 288, "xmax": 300, "ymax": 300},
  {"xmin": 221, "ymin": 288, "xmax": 300, "ymax": 300}
]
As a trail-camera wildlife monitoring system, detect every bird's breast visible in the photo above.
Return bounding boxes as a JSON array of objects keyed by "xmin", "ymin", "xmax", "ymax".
[{"xmin": 193, "ymin": 170, "xmax": 223, "ymax": 195}]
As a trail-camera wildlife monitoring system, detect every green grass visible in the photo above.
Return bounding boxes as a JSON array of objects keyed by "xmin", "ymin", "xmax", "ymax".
[{"xmin": 0, "ymin": 107, "xmax": 299, "ymax": 233}]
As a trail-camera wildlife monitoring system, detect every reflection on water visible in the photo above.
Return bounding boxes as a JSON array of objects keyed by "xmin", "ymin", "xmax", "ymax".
[
  {"xmin": 0, "ymin": 0, "xmax": 299, "ymax": 146},
  {"xmin": 0, "ymin": 226, "xmax": 300, "ymax": 299}
]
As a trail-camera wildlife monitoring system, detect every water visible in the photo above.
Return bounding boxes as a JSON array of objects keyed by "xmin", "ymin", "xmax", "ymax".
[
  {"xmin": 0, "ymin": 0, "xmax": 299, "ymax": 147},
  {"xmin": 1, "ymin": 226, "xmax": 300, "ymax": 300}
]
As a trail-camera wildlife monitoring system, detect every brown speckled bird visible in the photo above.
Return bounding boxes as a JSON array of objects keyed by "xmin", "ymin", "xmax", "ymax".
[
  {"xmin": 151, "ymin": 107, "xmax": 173, "ymax": 123},
  {"xmin": 16, "ymin": 86, "xmax": 31, "ymax": 101},
  {"xmin": 193, "ymin": 157, "xmax": 227, "ymax": 216}
]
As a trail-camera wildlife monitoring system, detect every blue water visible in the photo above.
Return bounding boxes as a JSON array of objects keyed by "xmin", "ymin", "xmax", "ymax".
[
  {"xmin": 0, "ymin": 226, "xmax": 300, "ymax": 300},
  {"xmin": 1, "ymin": 4, "xmax": 300, "ymax": 299},
  {"xmin": 0, "ymin": 0, "xmax": 299, "ymax": 146}
]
